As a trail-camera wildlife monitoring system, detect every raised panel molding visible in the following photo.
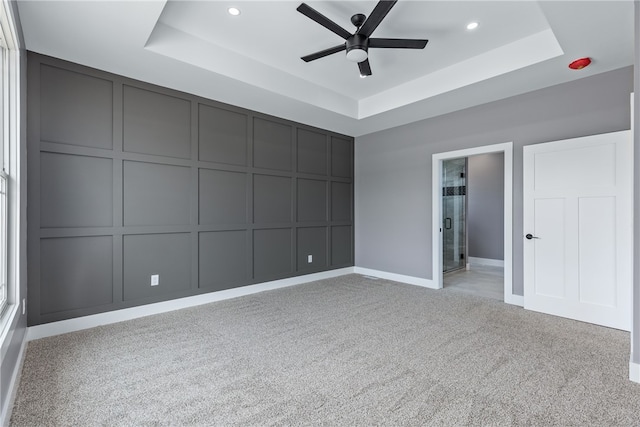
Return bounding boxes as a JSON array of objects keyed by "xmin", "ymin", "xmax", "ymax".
[
  {"xmin": 331, "ymin": 181, "xmax": 352, "ymax": 221},
  {"xmin": 297, "ymin": 128, "xmax": 327, "ymax": 175},
  {"xmin": 40, "ymin": 236, "xmax": 114, "ymax": 314},
  {"xmin": 40, "ymin": 152, "xmax": 113, "ymax": 228},
  {"xmin": 331, "ymin": 225, "xmax": 353, "ymax": 266},
  {"xmin": 253, "ymin": 174, "xmax": 292, "ymax": 223},
  {"xmin": 298, "ymin": 179, "xmax": 327, "ymax": 222},
  {"xmin": 123, "ymin": 161, "xmax": 191, "ymax": 226},
  {"xmin": 254, "ymin": 228, "xmax": 293, "ymax": 279},
  {"xmin": 331, "ymin": 136, "xmax": 353, "ymax": 178},
  {"xmin": 297, "ymin": 227, "xmax": 328, "ymax": 272},
  {"xmin": 199, "ymin": 104, "xmax": 248, "ymax": 166},
  {"xmin": 123, "ymin": 85, "xmax": 191, "ymax": 159},
  {"xmin": 253, "ymin": 117, "xmax": 292, "ymax": 171},
  {"xmin": 123, "ymin": 233, "xmax": 191, "ymax": 301},
  {"xmin": 199, "ymin": 230, "xmax": 248, "ymax": 290},
  {"xmin": 27, "ymin": 52, "xmax": 353, "ymax": 325},
  {"xmin": 199, "ymin": 169, "xmax": 248, "ymax": 225},
  {"xmin": 40, "ymin": 64, "xmax": 113, "ymax": 149}
]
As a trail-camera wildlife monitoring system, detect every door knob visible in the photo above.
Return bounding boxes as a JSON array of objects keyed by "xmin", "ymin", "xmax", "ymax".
[{"xmin": 525, "ymin": 233, "xmax": 540, "ymax": 240}]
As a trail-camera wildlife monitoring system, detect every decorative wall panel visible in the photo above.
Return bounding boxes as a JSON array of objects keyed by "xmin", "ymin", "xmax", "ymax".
[
  {"xmin": 28, "ymin": 53, "xmax": 353, "ymax": 325},
  {"xmin": 123, "ymin": 233, "xmax": 191, "ymax": 301},
  {"xmin": 40, "ymin": 153, "xmax": 113, "ymax": 228},
  {"xmin": 40, "ymin": 236, "xmax": 113, "ymax": 314},
  {"xmin": 40, "ymin": 64, "xmax": 113, "ymax": 149},
  {"xmin": 123, "ymin": 85, "xmax": 191, "ymax": 159},
  {"xmin": 199, "ymin": 104, "xmax": 248, "ymax": 166},
  {"xmin": 253, "ymin": 118, "xmax": 292, "ymax": 171}
]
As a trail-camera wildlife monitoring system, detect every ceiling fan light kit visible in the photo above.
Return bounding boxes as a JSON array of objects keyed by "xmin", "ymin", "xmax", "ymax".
[
  {"xmin": 297, "ymin": 0, "xmax": 428, "ymax": 77},
  {"xmin": 346, "ymin": 34, "xmax": 368, "ymax": 62}
]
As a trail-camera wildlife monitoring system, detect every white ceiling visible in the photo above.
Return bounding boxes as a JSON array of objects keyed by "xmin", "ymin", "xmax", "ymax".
[{"xmin": 16, "ymin": 0, "xmax": 635, "ymax": 137}]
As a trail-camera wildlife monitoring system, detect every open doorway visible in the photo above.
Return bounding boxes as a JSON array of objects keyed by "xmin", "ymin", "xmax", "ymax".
[
  {"xmin": 432, "ymin": 142, "xmax": 519, "ymax": 305},
  {"xmin": 441, "ymin": 154, "xmax": 504, "ymax": 300}
]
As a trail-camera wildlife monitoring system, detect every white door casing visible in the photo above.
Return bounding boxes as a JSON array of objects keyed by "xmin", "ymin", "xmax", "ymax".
[
  {"xmin": 431, "ymin": 142, "xmax": 515, "ymax": 304},
  {"xmin": 523, "ymin": 131, "xmax": 632, "ymax": 331}
]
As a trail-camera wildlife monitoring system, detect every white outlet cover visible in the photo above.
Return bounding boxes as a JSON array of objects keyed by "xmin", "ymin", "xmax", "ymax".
[
  {"xmin": 151, "ymin": 274, "xmax": 159, "ymax": 286},
  {"xmin": 307, "ymin": 255, "xmax": 312, "ymax": 263}
]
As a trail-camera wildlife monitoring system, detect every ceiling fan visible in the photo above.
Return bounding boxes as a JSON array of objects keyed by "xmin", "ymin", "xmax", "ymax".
[{"xmin": 297, "ymin": 0, "xmax": 428, "ymax": 77}]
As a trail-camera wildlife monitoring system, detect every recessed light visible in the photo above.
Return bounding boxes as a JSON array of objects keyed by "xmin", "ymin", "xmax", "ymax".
[
  {"xmin": 228, "ymin": 7, "xmax": 241, "ymax": 16},
  {"xmin": 466, "ymin": 22, "xmax": 479, "ymax": 30}
]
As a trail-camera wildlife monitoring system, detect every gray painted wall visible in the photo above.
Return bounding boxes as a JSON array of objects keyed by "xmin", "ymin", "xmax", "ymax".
[
  {"xmin": 355, "ymin": 66, "xmax": 633, "ymax": 295},
  {"xmin": 467, "ymin": 153, "xmax": 504, "ymax": 261},
  {"xmin": 27, "ymin": 53, "xmax": 354, "ymax": 326}
]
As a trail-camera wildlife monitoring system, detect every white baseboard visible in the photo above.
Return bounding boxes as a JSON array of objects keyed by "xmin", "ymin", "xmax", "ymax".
[
  {"xmin": 28, "ymin": 268, "xmax": 354, "ymax": 341},
  {"xmin": 468, "ymin": 257, "xmax": 505, "ymax": 268},
  {"xmin": 1, "ymin": 334, "xmax": 27, "ymax": 427},
  {"xmin": 353, "ymin": 267, "xmax": 437, "ymax": 289},
  {"xmin": 631, "ymin": 359, "xmax": 640, "ymax": 383}
]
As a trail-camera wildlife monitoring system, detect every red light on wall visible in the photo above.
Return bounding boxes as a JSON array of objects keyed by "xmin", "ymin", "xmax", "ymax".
[{"xmin": 568, "ymin": 57, "xmax": 591, "ymax": 70}]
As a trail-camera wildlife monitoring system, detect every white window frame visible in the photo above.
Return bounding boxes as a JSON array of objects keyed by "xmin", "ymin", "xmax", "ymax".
[
  {"xmin": 0, "ymin": 173, "xmax": 7, "ymax": 316},
  {"xmin": 0, "ymin": 35, "xmax": 8, "ymax": 316},
  {"xmin": 0, "ymin": 0, "xmax": 22, "ymax": 346}
]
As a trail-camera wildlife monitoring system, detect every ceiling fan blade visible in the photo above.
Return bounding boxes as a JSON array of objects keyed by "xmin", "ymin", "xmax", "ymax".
[
  {"xmin": 357, "ymin": 0, "xmax": 397, "ymax": 38},
  {"xmin": 369, "ymin": 38, "xmax": 428, "ymax": 49},
  {"xmin": 297, "ymin": 3, "xmax": 352, "ymax": 40},
  {"xmin": 358, "ymin": 59, "xmax": 372, "ymax": 76},
  {"xmin": 301, "ymin": 44, "xmax": 346, "ymax": 62}
]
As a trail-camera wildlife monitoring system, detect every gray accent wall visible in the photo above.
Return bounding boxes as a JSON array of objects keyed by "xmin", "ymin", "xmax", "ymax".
[
  {"xmin": 467, "ymin": 153, "xmax": 504, "ymax": 261},
  {"xmin": 27, "ymin": 53, "xmax": 354, "ymax": 326},
  {"xmin": 355, "ymin": 66, "xmax": 633, "ymax": 296}
]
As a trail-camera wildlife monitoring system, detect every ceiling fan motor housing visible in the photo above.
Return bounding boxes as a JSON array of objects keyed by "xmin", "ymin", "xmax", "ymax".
[
  {"xmin": 351, "ymin": 13, "xmax": 366, "ymax": 27},
  {"xmin": 346, "ymin": 34, "xmax": 369, "ymax": 62}
]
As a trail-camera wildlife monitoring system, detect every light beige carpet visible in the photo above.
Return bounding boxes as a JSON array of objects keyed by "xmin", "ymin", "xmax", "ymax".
[{"xmin": 10, "ymin": 274, "xmax": 640, "ymax": 426}]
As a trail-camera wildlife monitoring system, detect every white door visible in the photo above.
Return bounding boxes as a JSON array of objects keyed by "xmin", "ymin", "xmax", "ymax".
[{"xmin": 523, "ymin": 131, "xmax": 632, "ymax": 331}]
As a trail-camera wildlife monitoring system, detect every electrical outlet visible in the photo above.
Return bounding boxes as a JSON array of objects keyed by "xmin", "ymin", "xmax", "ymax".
[
  {"xmin": 307, "ymin": 255, "xmax": 313, "ymax": 263},
  {"xmin": 151, "ymin": 274, "xmax": 159, "ymax": 286},
  {"xmin": 22, "ymin": 298, "xmax": 25, "ymax": 315}
]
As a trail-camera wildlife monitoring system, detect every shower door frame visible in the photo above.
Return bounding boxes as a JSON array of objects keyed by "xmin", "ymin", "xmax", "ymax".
[
  {"xmin": 431, "ymin": 142, "xmax": 518, "ymax": 305},
  {"xmin": 441, "ymin": 157, "xmax": 468, "ymax": 273}
]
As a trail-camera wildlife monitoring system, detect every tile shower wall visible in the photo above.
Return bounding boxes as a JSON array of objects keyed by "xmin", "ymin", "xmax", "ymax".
[{"xmin": 27, "ymin": 53, "xmax": 354, "ymax": 325}]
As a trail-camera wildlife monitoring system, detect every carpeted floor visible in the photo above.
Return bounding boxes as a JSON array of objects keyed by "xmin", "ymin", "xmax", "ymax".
[{"xmin": 10, "ymin": 274, "xmax": 640, "ymax": 426}]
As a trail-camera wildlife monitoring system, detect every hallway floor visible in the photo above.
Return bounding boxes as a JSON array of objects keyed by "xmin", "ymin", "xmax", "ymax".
[{"xmin": 443, "ymin": 265, "xmax": 504, "ymax": 301}]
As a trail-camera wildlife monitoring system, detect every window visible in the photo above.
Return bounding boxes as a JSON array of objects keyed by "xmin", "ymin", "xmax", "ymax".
[
  {"xmin": 0, "ymin": 0, "xmax": 20, "ymax": 333},
  {"xmin": 0, "ymin": 173, "xmax": 6, "ymax": 315},
  {"xmin": 0, "ymin": 34, "xmax": 7, "ymax": 315}
]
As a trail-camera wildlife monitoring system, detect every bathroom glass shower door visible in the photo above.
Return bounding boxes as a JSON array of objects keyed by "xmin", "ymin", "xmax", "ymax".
[{"xmin": 442, "ymin": 158, "xmax": 466, "ymax": 273}]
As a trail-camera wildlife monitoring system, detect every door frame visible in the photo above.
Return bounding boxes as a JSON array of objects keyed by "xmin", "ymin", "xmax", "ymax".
[{"xmin": 431, "ymin": 142, "xmax": 517, "ymax": 305}]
